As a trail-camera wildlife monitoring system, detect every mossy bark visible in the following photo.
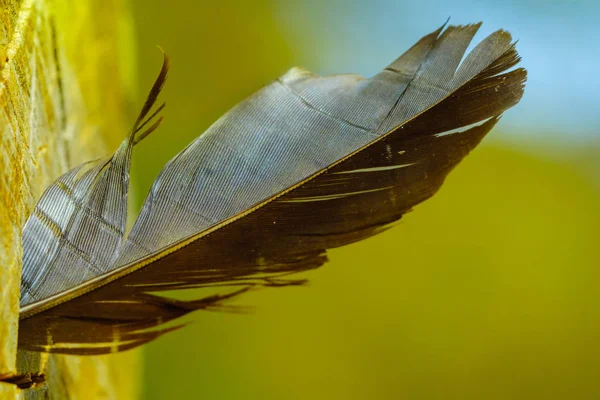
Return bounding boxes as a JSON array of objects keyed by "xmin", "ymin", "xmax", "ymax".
[{"xmin": 0, "ymin": 0, "xmax": 140, "ymax": 398}]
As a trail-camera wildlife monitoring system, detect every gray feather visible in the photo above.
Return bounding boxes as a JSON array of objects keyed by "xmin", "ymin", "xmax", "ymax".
[{"xmin": 20, "ymin": 24, "xmax": 514, "ymax": 311}]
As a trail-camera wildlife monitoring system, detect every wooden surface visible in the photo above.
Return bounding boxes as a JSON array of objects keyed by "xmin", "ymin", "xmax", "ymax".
[{"xmin": 0, "ymin": 0, "xmax": 141, "ymax": 397}]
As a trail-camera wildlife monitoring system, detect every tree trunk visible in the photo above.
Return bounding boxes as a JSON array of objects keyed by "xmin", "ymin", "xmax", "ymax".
[{"xmin": 0, "ymin": 0, "xmax": 141, "ymax": 398}]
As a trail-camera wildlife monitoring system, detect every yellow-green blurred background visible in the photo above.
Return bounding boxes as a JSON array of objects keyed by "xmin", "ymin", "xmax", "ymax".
[{"xmin": 124, "ymin": 1, "xmax": 600, "ymax": 398}]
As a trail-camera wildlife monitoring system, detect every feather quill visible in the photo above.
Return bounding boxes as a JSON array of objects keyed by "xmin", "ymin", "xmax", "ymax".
[{"xmin": 17, "ymin": 23, "xmax": 526, "ymax": 354}]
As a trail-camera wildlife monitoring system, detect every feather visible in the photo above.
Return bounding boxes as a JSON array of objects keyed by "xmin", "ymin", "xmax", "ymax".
[{"xmin": 17, "ymin": 23, "xmax": 526, "ymax": 354}]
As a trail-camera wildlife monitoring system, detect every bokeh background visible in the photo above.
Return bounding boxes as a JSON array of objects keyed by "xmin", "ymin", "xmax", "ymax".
[{"xmin": 123, "ymin": 0, "xmax": 600, "ymax": 398}]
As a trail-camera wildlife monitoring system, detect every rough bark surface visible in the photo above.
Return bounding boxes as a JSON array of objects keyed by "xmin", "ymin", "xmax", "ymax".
[{"xmin": 0, "ymin": 0, "xmax": 141, "ymax": 398}]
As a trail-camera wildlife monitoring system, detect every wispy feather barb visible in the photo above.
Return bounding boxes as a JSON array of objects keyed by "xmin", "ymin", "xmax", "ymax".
[{"xmin": 18, "ymin": 23, "xmax": 526, "ymax": 354}]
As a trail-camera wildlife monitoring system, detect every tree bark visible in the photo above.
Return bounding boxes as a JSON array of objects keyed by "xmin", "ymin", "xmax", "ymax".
[{"xmin": 0, "ymin": 0, "xmax": 141, "ymax": 398}]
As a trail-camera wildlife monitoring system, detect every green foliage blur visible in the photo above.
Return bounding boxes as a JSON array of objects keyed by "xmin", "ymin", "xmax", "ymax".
[{"xmin": 129, "ymin": 1, "xmax": 600, "ymax": 398}]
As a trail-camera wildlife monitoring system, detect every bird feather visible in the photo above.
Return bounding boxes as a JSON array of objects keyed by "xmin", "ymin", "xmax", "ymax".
[{"xmin": 17, "ymin": 23, "xmax": 526, "ymax": 354}]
